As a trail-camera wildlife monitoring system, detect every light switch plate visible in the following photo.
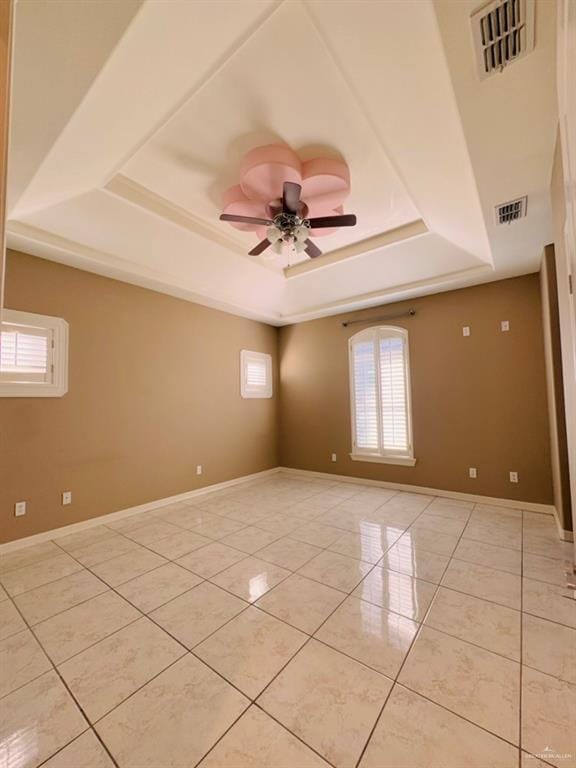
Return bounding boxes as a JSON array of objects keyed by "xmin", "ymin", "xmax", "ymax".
[{"xmin": 15, "ymin": 501, "xmax": 26, "ymax": 517}]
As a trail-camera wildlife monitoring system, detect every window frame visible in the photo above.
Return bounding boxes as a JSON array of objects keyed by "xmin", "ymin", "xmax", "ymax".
[
  {"xmin": 348, "ymin": 325, "xmax": 416, "ymax": 466},
  {"xmin": 0, "ymin": 309, "xmax": 69, "ymax": 398},
  {"xmin": 240, "ymin": 349, "xmax": 273, "ymax": 399}
]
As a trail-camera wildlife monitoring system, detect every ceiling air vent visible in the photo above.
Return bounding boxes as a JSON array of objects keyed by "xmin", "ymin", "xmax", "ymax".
[
  {"xmin": 471, "ymin": 0, "xmax": 535, "ymax": 80},
  {"xmin": 495, "ymin": 196, "xmax": 527, "ymax": 225}
]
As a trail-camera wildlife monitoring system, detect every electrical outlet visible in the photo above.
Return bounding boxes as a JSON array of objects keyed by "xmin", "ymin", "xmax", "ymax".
[
  {"xmin": 501, "ymin": 320, "xmax": 510, "ymax": 332},
  {"xmin": 331, "ymin": 453, "xmax": 337, "ymax": 462},
  {"xmin": 196, "ymin": 465, "xmax": 203, "ymax": 476},
  {"xmin": 462, "ymin": 326, "xmax": 471, "ymax": 337},
  {"xmin": 468, "ymin": 467, "xmax": 477, "ymax": 479},
  {"xmin": 62, "ymin": 491, "xmax": 72, "ymax": 506},
  {"xmin": 15, "ymin": 501, "xmax": 26, "ymax": 517},
  {"xmin": 509, "ymin": 471, "xmax": 519, "ymax": 483}
]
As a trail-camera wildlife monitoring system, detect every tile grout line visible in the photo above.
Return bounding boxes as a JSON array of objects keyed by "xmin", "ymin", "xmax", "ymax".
[
  {"xmin": 367, "ymin": 501, "xmax": 533, "ymax": 763},
  {"xmin": 0, "ymin": 486, "xmax": 491, "ymax": 588},
  {"xmin": 1, "ymin": 481, "xmax": 568, "ymax": 767},
  {"xmin": 39, "ymin": 504, "xmax": 561, "ymax": 764},
  {"xmin": 0, "ymin": 528, "xmax": 550, "ymax": 763},
  {"xmin": 25, "ymin": 540, "xmax": 276, "ymax": 765},
  {"xmin": 352, "ymin": 494, "xmax": 457, "ymax": 768},
  {"xmin": 2, "ymin": 489, "xmax": 435, "ymax": 714},
  {"xmin": 195, "ymin": 581, "xmax": 358, "ymax": 765},
  {"xmin": 223, "ymin": 494, "xmax": 459, "ymax": 765},
  {"xmin": 352, "ymin": 498, "xmax": 541, "ymax": 765},
  {"xmin": 185, "ymin": 493, "xmax": 414, "ymax": 765},
  {"xmin": 5, "ymin": 589, "xmax": 122, "ymax": 768},
  {"xmin": 242, "ymin": 498, "xmax": 438, "ymax": 708},
  {"xmin": 0, "ymin": 477, "xmax": 327, "ymax": 574},
  {"xmin": 48, "ymin": 529, "xmax": 361, "ymax": 762}
]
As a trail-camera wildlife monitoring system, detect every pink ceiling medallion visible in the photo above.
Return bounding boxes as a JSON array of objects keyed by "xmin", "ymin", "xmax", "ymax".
[{"xmin": 219, "ymin": 144, "xmax": 356, "ymax": 259}]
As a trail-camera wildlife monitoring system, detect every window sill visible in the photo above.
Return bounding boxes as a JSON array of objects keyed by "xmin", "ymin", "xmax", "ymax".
[
  {"xmin": 0, "ymin": 383, "xmax": 68, "ymax": 398},
  {"xmin": 350, "ymin": 453, "xmax": 417, "ymax": 467}
]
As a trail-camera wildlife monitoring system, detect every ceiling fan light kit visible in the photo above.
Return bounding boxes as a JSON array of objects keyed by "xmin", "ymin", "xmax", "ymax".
[{"xmin": 219, "ymin": 143, "xmax": 357, "ymax": 259}]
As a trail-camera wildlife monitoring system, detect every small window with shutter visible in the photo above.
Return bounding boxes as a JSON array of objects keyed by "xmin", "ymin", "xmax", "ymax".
[
  {"xmin": 0, "ymin": 310, "xmax": 69, "ymax": 397},
  {"xmin": 240, "ymin": 350, "xmax": 272, "ymax": 399},
  {"xmin": 349, "ymin": 326, "xmax": 415, "ymax": 466}
]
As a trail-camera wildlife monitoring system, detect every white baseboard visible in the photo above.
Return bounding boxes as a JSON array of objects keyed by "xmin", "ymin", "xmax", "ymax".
[
  {"xmin": 0, "ymin": 467, "xmax": 282, "ymax": 554},
  {"xmin": 3, "ymin": 465, "xmax": 572, "ymax": 554},
  {"xmin": 553, "ymin": 511, "xmax": 574, "ymax": 542},
  {"xmin": 279, "ymin": 466, "xmax": 558, "ymax": 515}
]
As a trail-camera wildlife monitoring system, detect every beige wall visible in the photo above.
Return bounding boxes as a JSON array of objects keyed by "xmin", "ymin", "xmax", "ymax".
[
  {"xmin": 279, "ymin": 275, "xmax": 553, "ymax": 505},
  {"xmin": 540, "ymin": 244, "xmax": 573, "ymax": 531},
  {"xmin": 0, "ymin": 252, "xmax": 557, "ymax": 545},
  {"xmin": 0, "ymin": 250, "xmax": 279, "ymax": 543}
]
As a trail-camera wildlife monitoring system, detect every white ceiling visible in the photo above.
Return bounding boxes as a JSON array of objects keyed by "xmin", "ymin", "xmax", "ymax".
[{"xmin": 6, "ymin": 0, "xmax": 557, "ymax": 325}]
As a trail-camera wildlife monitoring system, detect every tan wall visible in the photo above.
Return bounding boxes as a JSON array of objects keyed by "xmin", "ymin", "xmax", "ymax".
[
  {"xmin": 540, "ymin": 245, "xmax": 573, "ymax": 530},
  {"xmin": 279, "ymin": 275, "xmax": 553, "ymax": 504},
  {"xmin": 0, "ymin": 250, "xmax": 279, "ymax": 543}
]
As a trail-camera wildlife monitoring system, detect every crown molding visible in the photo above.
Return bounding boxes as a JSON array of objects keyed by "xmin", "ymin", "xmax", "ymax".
[
  {"xmin": 6, "ymin": 222, "xmax": 502, "ymax": 327},
  {"xmin": 6, "ymin": 221, "xmax": 281, "ymax": 324},
  {"xmin": 106, "ymin": 174, "xmax": 247, "ymax": 256},
  {"xmin": 279, "ymin": 264, "xmax": 495, "ymax": 323},
  {"xmin": 284, "ymin": 219, "xmax": 428, "ymax": 278}
]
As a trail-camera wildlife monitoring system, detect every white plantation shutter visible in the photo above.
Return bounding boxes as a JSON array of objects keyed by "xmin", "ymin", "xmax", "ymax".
[
  {"xmin": 0, "ymin": 323, "xmax": 52, "ymax": 383},
  {"xmin": 241, "ymin": 350, "xmax": 272, "ymax": 398},
  {"xmin": 352, "ymin": 340, "xmax": 379, "ymax": 450},
  {"xmin": 0, "ymin": 310, "xmax": 68, "ymax": 397},
  {"xmin": 349, "ymin": 327, "xmax": 413, "ymax": 460},
  {"xmin": 380, "ymin": 336, "xmax": 409, "ymax": 452},
  {"xmin": 246, "ymin": 357, "xmax": 268, "ymax": 389}
]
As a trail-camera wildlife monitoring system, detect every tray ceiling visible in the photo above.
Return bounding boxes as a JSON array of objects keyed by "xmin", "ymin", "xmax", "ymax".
[{"xmin": 6, "ymin": 0, "xmax": 557, "ymax": 324}]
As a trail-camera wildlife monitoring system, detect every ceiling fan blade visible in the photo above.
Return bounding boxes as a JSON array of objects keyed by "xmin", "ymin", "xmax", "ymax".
[
  {"xmin": 307, "ymin": 214, "xmax": 357, "ymax": 228},
  {"xmin": 248, "ymin": 238, "xmax": 271, "ymax": 256},
  {"xmin": 282, "ymin": 182, "xmax": 302, "ymax": 215},
  {"xmin": 220, "ymin": 213, "xmax": 273, "ymax": 226},
  {"xmin": 304, "ymin": 239, "xmax": 322, "ymax": 258}
]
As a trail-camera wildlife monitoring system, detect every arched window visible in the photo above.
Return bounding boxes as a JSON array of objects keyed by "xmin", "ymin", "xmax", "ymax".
[{"xmin": 349, "ymin": 326, "xmax": 415, "ymax": 465}]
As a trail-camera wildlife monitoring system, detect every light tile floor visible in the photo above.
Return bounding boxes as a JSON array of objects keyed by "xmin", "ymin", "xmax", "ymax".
[{"xmin": 0, "ymin": 474, "xmax": 575, "ymax": 768}]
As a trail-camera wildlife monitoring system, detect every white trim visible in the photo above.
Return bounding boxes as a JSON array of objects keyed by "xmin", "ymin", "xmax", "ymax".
[
  {"xmin": 6, "ymin": 223, "xmax": 282, "ymax": 326},
  {"xmin": 106, "ymin": 174, "xmax": 249, "ymax": 258},
  {"xmin": 278, "ymin": 466, "xmax": 558, "ymax": 515},
  {"xmin": 7, "ymin": 222, "xmax": 503, "ymax": 327},
  {"xmin": 2, "ymin": 466, "xmax": 570, "ymax": 554},
  {"xmin": 553, "ymin": 507, "xmax": 574, "ymax": 542},
  {"xmin": 348, "ymin": 324, "xmax": 415, "ymax": 462},
  {"xmin": 0, "ymin": 468, "xmax": 281, "ymax": 554},
  {"xmin": 350, "ymin": 453, "xmax": 416, "ymax": 467},
  {"xmin": 277, "ymin": 265, "xmax": 495, "ymax": 325},
  {"xmin": 0, "ymin": 309, "xmax": 69, "ymax": 397},
  {"xmin": 240, "ymin": 349, "xmax": 273, "ymax": 399},
  {"xmin": 283, "ymin": 220, "xmax": 428, "ymax": 278}
]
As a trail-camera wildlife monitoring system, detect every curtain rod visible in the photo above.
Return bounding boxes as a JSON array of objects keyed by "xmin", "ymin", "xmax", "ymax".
[{"xmin": 341, "ymin": 309, "xmax": 416, "ymax": 328}]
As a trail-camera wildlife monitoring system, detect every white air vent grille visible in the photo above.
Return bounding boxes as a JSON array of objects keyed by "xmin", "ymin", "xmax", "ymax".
[
  {"xmin": 471, "ymin": 0, "xmax": 535, "ymax": 80},
  {"xmin": 495, "ymin": 196, "xmax": 527, "ymax": 224}
]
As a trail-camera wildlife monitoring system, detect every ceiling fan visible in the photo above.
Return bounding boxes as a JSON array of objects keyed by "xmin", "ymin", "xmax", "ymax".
[{"xmin": 220, "ymin": 181, "xmax": 357, "ymax": 258}]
